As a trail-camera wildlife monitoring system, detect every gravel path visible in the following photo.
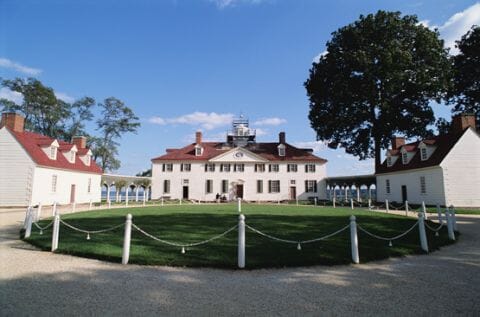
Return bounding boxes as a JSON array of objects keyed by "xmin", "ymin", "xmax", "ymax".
[{"xmin": 1, "ymin": 209, "xmax": 479, "ymax": 316}]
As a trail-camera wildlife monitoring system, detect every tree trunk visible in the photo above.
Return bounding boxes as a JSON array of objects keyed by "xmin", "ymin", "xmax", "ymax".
[{"xmin": 374, "ymin": 137, "xmax": 381, "ymax": 174}]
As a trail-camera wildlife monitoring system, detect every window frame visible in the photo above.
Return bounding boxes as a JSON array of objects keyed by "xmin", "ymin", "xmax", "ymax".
[
  {"xmin": 420, "ymin": 176, "xmax": 426, "ymax": 194},
  {"xmin": 385, "ymin": 179, "xmax": 391, "ymax": 194},
  {"xmin": 51, "ymin": 175, "xmax": 57, "ymax": 193},
  {"xmin": 163, "ymin": 180, "xmax": 170, "ymax": 194}
]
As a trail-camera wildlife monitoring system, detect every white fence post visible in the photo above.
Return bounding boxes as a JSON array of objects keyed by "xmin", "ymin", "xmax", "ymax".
[
  {"xmin": 126, "ymin": 188, "xmax": 129, "ymax": 206},
  {"xmin": 24, "ymin": 207, "xmax": 33, "ymax": 238},
  {"xmin": 385, "ymin": 199, "xmax": 389, "ymax": 213},
  {"xmin": 89, "ymin": 199, "xmax": 92, "ymax": 210},
  {"xmin": 296, "ymin": 197, "xmax": 299, "ymax": 206},
  {"xmin": 350, "ymin": 215, "xmax": 359, "ymax": 264},
  {"xmin": 405, "ymin": 201, "xmax": 409, "ymax": 216},
  {"xmin": 450, "ymin": 206, "xmax": 457, "ymax": 231},
  {"xmin": 143, "ymin": 193, "xmax": 146, "ymax": 207},
  {"xmin": 350, "ymin": 198, "xmax": 354, "ymax": 210},
  {"xmin": 368, "ymin": 199, "xmax": 371, "ymax": 209},
  {"xmin": 422, "ymin": 201, "xmax": 427, "ymax": 220},
  {"xmin": 436, "ymin": 203, "xmax": 443, "ymax": 224},
  {"xmin": 314, "ymin": 197, "xmax": 317, "ymax": 207},
  {"xmin": 333, "ymin": 197, "xmax": 336, "ymax": 208},
  {"xmin": 52, "ymin": 202, "xmax": 57, "ymax": 216},
  {"xmin": 122, "ymin": 214, "xmax": 133, "ymax": 265},
  {"xmin": 36, "ymin": 203, "xmax": 42, "ymax": 222},
  {"xmin": 108, "ymin": 199, "xmax": 111, "ymax": 209},
  {"xmin": 445, "ymin": 209, "xmax": 455, "ymax": 241},
  {"xmin": 238, "ymin": 214, "xmax": 245, "ymax": 269},
  {"xmin": 161, "ymin": 197, "xmax": 164, "ymax": 206},
  {"xmin": 237, "ymin": 198, "xmax": 242, "ymax": 213},
  {"xmin": 418, "ymin": 213, "xmax": 429, "ymax": 253},
  {"xmin": 51, "ymin": 211, "xmax": 60, "ymax": 252}
]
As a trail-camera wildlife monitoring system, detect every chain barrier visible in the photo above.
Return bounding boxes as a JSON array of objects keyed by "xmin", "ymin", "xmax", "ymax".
[
  {"xmin": 60, "ymin": 219, "xmax": 124, "ymax": 234},
  {"xmin": 33, "ymin": 220, "xmax": 54, "ymax": 231},
  {"xmin": 131, "ymin": 223, "xmax": 238, "ymax": 248},
  {"xmin": 357, "ymin": 221, "xmax": 419, "ymax": 241},
  {"xmin": 425, "ymin": 222, "xmax": 443, "ymax": 232},
  {"xmin": 245, "ymin": 223, "xmax": 350, "ymax": 246}
]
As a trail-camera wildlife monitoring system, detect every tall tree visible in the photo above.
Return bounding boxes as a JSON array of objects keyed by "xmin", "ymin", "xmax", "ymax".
[
  {"xmin": 65, "ymin": 97, "xmax": 95, "ymax": 140},
  {"xmin": 305, "ymin": 11, "xmax": 451, "ymax": 171},
  {"xmin": 96, "ymin": 97, "xmax": 140, "ymax": 172},
  {"xmin": 448, "ymin": 25, "xmax": 480, "ymax": 127}
]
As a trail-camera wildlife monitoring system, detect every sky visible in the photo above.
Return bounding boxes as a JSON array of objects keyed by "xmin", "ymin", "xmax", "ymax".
[{"xmin": 1, "ymin": 0, "xmax": 479, "ymax": 176}]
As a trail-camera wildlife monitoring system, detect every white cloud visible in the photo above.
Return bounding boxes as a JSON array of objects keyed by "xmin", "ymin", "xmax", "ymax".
[
  {"xmin": 253, "ymin": 117, "xmax": 286, "ymax": 126},
  {"xmin": 0, "ymin": 87, "xmax": 23, "ymax": 104},
  {"xmin": 438, "ymin": 3, "xmax": 480, "ymax": 54},
  {"xmin": 254, "ymin": 128, "xmax": 268, "ymax": 136},
  {"xmin": 210, "ymin": 0, "xmax": 266, "ymax": 9},
  {"xmin": 293, "ymin": 140, "xmax": 328, "ymax": 153},
  {"xmin": 0, "ymin": 57, "xmax": 42, "ymax": 76},
  {"xmin": 54, "ymin": 91, "xmax": 75, "ymax": 103},
  {"xmin": 148, "ymin": 112, "xmax": 235, "ymax": 130}
]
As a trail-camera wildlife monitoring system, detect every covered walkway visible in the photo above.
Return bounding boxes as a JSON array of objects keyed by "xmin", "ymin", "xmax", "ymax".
[
  {"xmin": 325, "ymin": 174, "xmax": 376, "ymax": 202},
  {"xmin": 101, "ymin": 174, "xmax": 152, "ymax": 203}
]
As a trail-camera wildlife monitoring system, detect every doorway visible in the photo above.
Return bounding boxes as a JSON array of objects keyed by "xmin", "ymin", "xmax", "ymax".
[
  {"xmin": 290, "ymin": 187, "xmax": 296, "ymax": 200},
  {"xmin": 236, "ymin": 184, "xmax": 244, "ymax": 199},
  {"xmin": 70, "ymin": 184, "xmax": 76, "ymax": 203},
  {"xmin": 183, "ymin": 186, "xmax": 189, "ymax": 199},
  {"xmin": 401, "ymin": 185, "xmax": 408, "ymax": 203}
]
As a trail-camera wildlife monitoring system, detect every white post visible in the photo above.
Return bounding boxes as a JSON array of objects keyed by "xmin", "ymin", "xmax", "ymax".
[
  {"xmin": 356, "ymin": 186, "xmax": 360, "ymax": 202},
  {"xmin": 350, "ymin": 198, "xmax": 354, "ymax": 210},
  {"xmin": 51, "ymin": 211, "xmax": 60, "ymax": 252},
  {"xmin": 333, "ymin": 196, "xmax": 336, "ymax": 208},
  {"xmin": 52, "ymin": 202, "xmax": 57, "ymax": 216},
  {"xmin": 161, "ymin": 197, "xmax": 164, "ymax": 206},
  {"xmin": 405, "ymin": 201, "xmax": 409, "ymax": 216},
  {"xmin": 344, "ymin": 187, "xmax": 348, "ymax": 202},
  {"xmin": 237, "ymin": 198, "xmax": 242, "ymax": 213},
  {"xmin": 350, "ymin": 216, "xmax": 359, "ymax": 264},
  {"xmin": 422, "ymin": 201, "xmax": 427, "ymax": 220},
  {"xmin": 450, "ymin": 206, "xmax": 457, "ymax": 231},
  {"xmin": 418, "ymin": 213, "xmax": 429, "ymax": 253},
  {"xmin": 25, "ymin": 207, "xmax": 33, "ymax": 238},
  {"xmin": 436, "ymin": 203, "xmax": 443, "ymax": 224},
  {"xmin": 368, "ymin": 199, "xmax": 371, "ymax": 209},
  {"xmin": 89, "ymin": 199, "xmax": 92, "ymax": 210},
  {"xmin": 106, "ymin": 185, "xmax": 111, "ymax": 204},
  {"xmin": 108, "ymin": 199, "xmax": 111, "ymax": 209},
  {"xmin": 296, "ymin": 197, "xmax": 299, "ymax": 206},
  {"xmin": 143, "ymin": 192, "xmax": 146, "ymax": 207},
  {"xmin": 122, "ymin": 214, "xmax": 132, "ymax": 265},
  {"xmin": 36, "ymin": 203, "xmax": 42, "ymax": 222},
  {"xmin": 446, "ymin": 210, "xmax": 455, "ymax": 241},
  {"xmin": 314, "ymin": 197, "xmax": 317, "ymax": 207},
  {"xmin": 385, "ymin": 199, "xmax": 389, "ymax": 213},
  {"xmin": 238, "ymin": 214, "xmax": 245, "ymax": 269},
  {"xmin": 23, "ymin": 207, "xmax": 30, "ymax": 229},
  {"xmin": 125, "ymin": 187, "xmax": 129, "ymax": 206},
  {"xmin": 146, "ymin": 188, "xmax": 149, "ymax": 201},
  {"xmin": 135, "ymin": 187, "xmax": 139, "ymax": 202}
]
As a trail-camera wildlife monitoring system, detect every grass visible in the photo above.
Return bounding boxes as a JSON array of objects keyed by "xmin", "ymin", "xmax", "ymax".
[{"xmin": 24, "ymin": 204, "xmax": 456, "ymax": 269}]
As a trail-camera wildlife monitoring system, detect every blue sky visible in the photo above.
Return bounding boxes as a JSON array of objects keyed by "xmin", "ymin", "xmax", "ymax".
[{"xmin": 1, "ymin": 0, "xmax": 479, "ymax": 176}]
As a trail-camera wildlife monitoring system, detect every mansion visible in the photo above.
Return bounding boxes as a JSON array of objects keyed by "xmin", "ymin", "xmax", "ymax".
[{"xmin": 151, "ymin": 118, "xmax": 328, "ymax": 202}]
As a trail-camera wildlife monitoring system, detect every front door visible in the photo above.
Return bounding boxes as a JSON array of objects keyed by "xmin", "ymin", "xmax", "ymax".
[
  {"xmin": 70, "ymin": 184, "xmax": 76, "ymax": 203},
  {"xmin": 236, "ymin": 184, "xmax": 244, "ymax": 199},
  {"xmin": 401, "ymin": 185, "xmax": 407, "ymax": 203},
  {"xmin": 183, "ymin": 186, "xmax": 189, "ymax": 199},
  {"xmin": 290, "ymin": 187, "xmax": 296, "ymax": 200}
]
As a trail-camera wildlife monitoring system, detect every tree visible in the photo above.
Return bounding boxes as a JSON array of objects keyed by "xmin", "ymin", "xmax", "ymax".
[
  {"xmin": 64, "ymin": 97, "xmax": 95, "ymax": 140},
  {"xmin": 96, "ymin": 97, "xmax": 140, "ymax": 172},
  {"xmin": 136, "ymin": 169, "xmax": 152, "ymax": 177},
  {"xmin": 448, "ymin": 25, "xmax": 480, "ymax": 128},
  {"xmin": 305, "ymin": 11, "xmax": 451, "ymax": 170}
]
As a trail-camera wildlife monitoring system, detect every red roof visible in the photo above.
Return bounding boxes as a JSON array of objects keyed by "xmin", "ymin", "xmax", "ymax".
[
  {"xmin": 152, "ymin": 142, "xmax": 327, "ymax": 163},
  {"xmin": 8, "ymin": 129, "xmax": 103, "ymax": 174},
  {"xmin": 376, "ymin": 129, "xmax": 470, "ymax": 174}
]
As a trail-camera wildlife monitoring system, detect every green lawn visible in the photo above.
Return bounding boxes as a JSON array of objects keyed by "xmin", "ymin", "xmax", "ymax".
[{"xmin": 24, "ymin": 204, "xmax": 455, "ymax": 269}]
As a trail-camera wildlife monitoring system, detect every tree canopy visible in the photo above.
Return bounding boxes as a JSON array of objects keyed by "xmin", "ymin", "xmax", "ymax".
[
  {"xmin": 305, "ymin": 11, "xmax": 451, "ymax": 170},
  {"xmin": 448, "ymin": 25, "xmax": 480, "ymax": 128}
]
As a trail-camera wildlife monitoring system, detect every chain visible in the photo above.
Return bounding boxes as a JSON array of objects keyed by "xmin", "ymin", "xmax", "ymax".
[
  {"xmin": 425, "ymin": 222, "xmax": 443, "ymax": 232},
  {"xmin": 131, "ymin": 223, "xmax": 238, "ymax": 247},
  {"xmin": 33, "ymin": 220, "xmax": 54, "ymax": 231},
  {"xmin": 60, "ymin": 219, "xmax": 124, "ymax": 234},
  {"xmin": 357, "ymin": 221, "xmax": 418, "ymax": 241}
]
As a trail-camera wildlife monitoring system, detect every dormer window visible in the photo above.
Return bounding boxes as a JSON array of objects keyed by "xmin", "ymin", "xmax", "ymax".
[
  {"xmin": 402, "ymin": 152, "xmax": 408, "ymax": 164},
  {"xmin": 195, "ymin": 145, "xmax": 203, "ymax": 156},
  {"xmin": 277, "ymin": 144, "xmax": 286, "ymax": 157},
  {"xmin": 70, "ymin": 151, "xmax": 76, "ymax": 163},
  {"xmin": 387, "ymin": 157, "xmax": 392, "ymax": 167},
  {"xmin": 420, "ymin": 147, "xmax": 428, "ymax": 161},
  {"xmin": 85, "ymin": 155, "xmax": 91, "ymax": 166},
  {"xmin": 50, "ymin": 146, "xmax": 57, "ymax": 160}
]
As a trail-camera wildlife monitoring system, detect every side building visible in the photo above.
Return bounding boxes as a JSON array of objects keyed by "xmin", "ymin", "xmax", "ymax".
[
  {"xmin": 151, "ymin": 118, "xmax": 327, "ymax": 202},
  {"xmin": 376, "ymin": 114, "xmax": 480, "ymax": 207},
  {"xmin": 0, "ymin": 112, "xmax": 103, "ymax": 207}
]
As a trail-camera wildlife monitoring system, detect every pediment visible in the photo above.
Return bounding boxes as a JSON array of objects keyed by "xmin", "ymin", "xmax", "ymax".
[{"xmin": 209, "ymin": 147, "xmax": 268, "ymax": 163}]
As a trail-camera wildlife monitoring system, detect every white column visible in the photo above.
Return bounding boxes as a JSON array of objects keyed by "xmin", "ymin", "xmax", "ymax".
[
  {"xmin": 237, "ymin": 198, "xmax": 242, "ymax": 213},
  {"xmin": 344, "ymin": 187, "xmax": 348, "ymax": 202},
  {"xmin": 122, "ymin": 214, "xmax": 132, "ymax": 265},
  {"xmin": 333, "ymin": 196, "xmax": 336, "ymax": 208},
  {"xmin": 418, "ymin": 213, "xmax": 429, "ymax": 253},
  {"xmin": 125, "ymin": 187, "xmax": 129, "ymax": 206},
  {"xmin": 238, "ymin": 214, "xmax": 245, "ymax": 268},
  {"xmin": 106, "ymin": 184, "xmax": 111, "ymax": 204},
  {"xmin": 350, "ymin": 215, "xmax": 359, "ymax": 264},
  {"xmin": 24, "ymin": 207, "xmax": 33, "ymax": 238},
  {"xmin": 135, "ymin": 186, "xmax": 139, "ymax": 202},
  {"xmin": 356, "ymin": 186, "xmax": 360, "ymax": 202}
]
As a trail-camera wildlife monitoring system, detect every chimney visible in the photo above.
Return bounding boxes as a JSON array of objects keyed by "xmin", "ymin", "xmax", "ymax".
[
  {"xmin": 391, "ymin": 136, "xmax": 405, "ymax": 150},
  {"xmin": 451, "ymin": 113, "xmax": 476, "ymax": 134},
  {"xmin": 195, "ymin": 131, "xmax": 202, "ymax": 144},
  {"xmin": 279, "ymin": 132, "xmax": 286, "ymax": 144},
  {"xmin": 72, "ymin": 136, "xmax": 87, "ymax": 149},
  {"xmin": 0, "ymin": 112, "xmax": 25, "ymax": 132}
]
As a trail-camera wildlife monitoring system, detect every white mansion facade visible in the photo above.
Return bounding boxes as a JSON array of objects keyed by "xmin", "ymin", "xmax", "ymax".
[{"xmin": 151, "ymin": 118, "xmax": 328, "ymax": 201}]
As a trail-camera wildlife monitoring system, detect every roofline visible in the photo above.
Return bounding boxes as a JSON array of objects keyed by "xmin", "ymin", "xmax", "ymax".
[{"xmin": 375, "ymin": 165, "xmax": 442, "ymax": 175}]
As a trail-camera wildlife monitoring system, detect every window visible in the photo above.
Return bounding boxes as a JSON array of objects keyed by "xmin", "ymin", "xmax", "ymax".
[
  {"xmin": 162, "ymin": 163, "xmax": 173, "ymax": 172},
  {"xmin": 234, "ymin": 164, "xmax": 244, "ymax": 172},
  {"xmin": 420, "ymin": 176, "xmax": 426, "ymax": 194},
  {"xmin": 290, "ymin": 180, "xmax": 296, "ymax": 185},
  {"xmin": 402, "ymin": 152, "xmax": 408, "ymax": 164},
  {"xmin": 254, "ymin": 164, "xmax": 265, "ymax": 172},
  {"xmin": 305, "ymin": 164, "xmax": 316, "ymax": 173},
  {"xmin": 87, "ymin": 178, "xmax": 91, "ymax": 193},
  {"xmin": 206, "ymin": 179, "xmax": 213, "ymax": 194},
  {"xmin": 183, "ymin": 179, "xmax": 189, "ymax": 185},
  {"xmin": 269, "ymin": 164, "xmax": 279, "ymax": 172},
  {"xmin": 163, "ymin": 180, "xmax": 170, "ymax": 194},
  {"xmin": 385, "ymin": 179, "xmax": 390, "ymax": 194},
  {"xmin": 85, "ymin": 155, "xmax": 91, "ymax": 166},
  {"xmin": 268, "ymin": 180, "xmax": 280, "ymax": 193},
  {"xmin": 221, "ymin": 180, "xmax": 228, "ymax": 194},
  {"xmin": 50, "ymin": 146, "xmax": 57, "ymax": 160},
  {"xmin": 195, "ymin": 146, "xmax": 203, "ymax": 156},
  {"xmin": 180, "ymin": 163, "xmax": 191, "ymax": 172},
  {"xmin": 387, "ymin": 157, "xmax": 392, "ymax": 167},
  {"xmin": 278, "ymin": 147, "xmax": 286, "ymax": 157},
  {"xmin": 420, "ymin": 148, "xmax": 428, "ymax": 161},
  {"xmin": 51, "ymin": 175, "xmax": 57, "ymax": 193},
  {"xmin": 70, "ymin": 151, "xmax": 76, "ymax": 163},
  {"xmin": 205, "ymin": 163, "xmax": 215, "ymax": 172},
  {"xmin": 305, "ymin": 180, "xmax": 317, "ymax": 193},
  {"xmin": 287, "ymin": 164, "xmax": 297, "ymax": 172},
  {"xmin": 220, "ymin": 164, "xmax": 231, "ymax": 172},
  {"xmin": 257, "ymin": 180, "xmax": 263, "ymax": 193}
]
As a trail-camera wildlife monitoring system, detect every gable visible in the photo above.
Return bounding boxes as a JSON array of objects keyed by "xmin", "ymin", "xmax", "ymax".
[{"xmin": 209, "ymin": 147, "xmax": 268, "ymax": 163}]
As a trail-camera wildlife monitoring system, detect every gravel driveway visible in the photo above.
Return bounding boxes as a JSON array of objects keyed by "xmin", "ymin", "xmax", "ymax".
[{"xmin": 1, "ymin": 208, "xmax": 479, "ymax": 316}]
